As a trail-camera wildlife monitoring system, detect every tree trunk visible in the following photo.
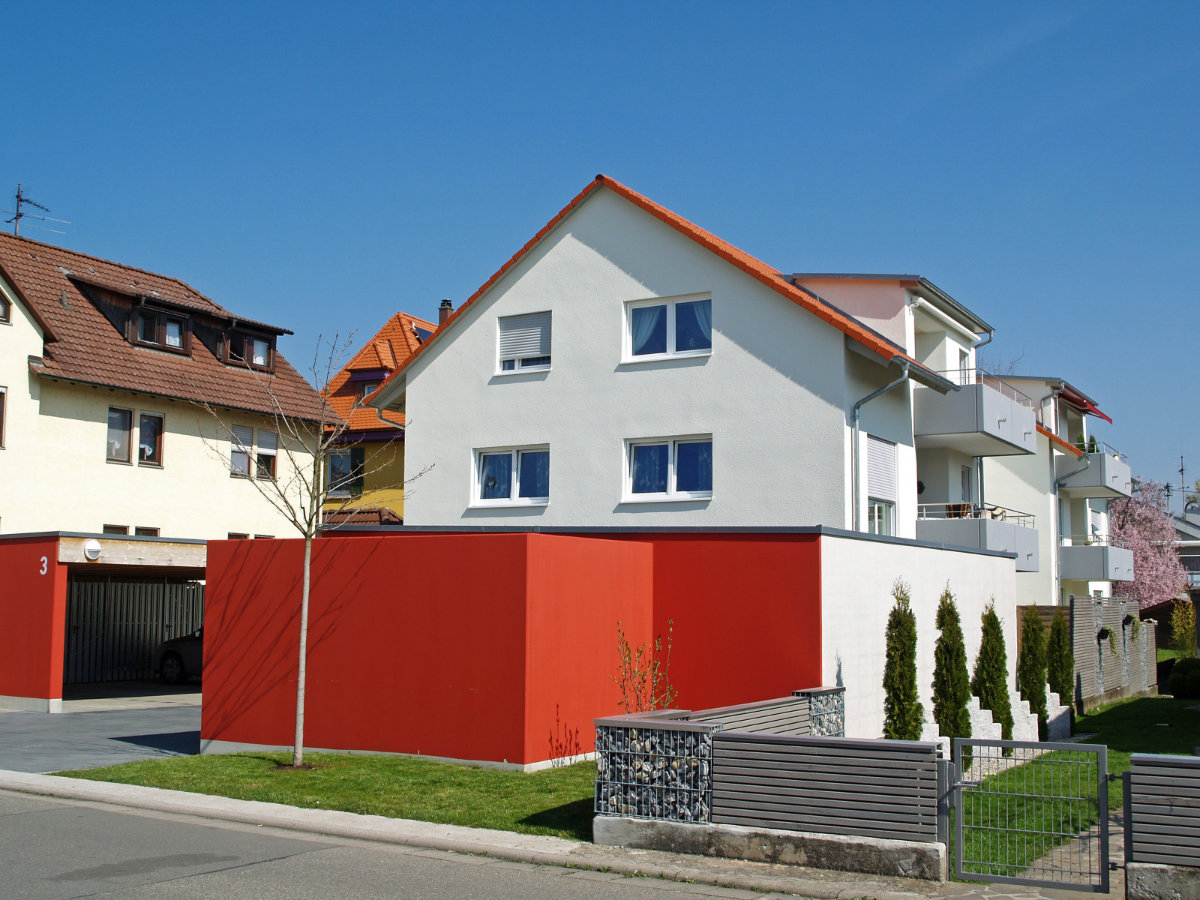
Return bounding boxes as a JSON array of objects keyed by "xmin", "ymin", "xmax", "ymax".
[{"xmin": 293, "ymin": 534, "xmax": 312, "ymax": 767}]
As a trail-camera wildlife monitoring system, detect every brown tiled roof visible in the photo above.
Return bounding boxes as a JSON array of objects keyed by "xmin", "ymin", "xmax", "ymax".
[
  {"xmin": 0, "ymin": 233, "xmax": 325, "ymax": 422},
  {"xmin": 322, "ymin": 506, "xmax": 403, "ymax": 527},
  {"xmin": 323, "ymin": 311, "xmax": 434, "ymax": 431},
  {"xmin": 370, "ymin": 175, "xmax": 943, "ymax": 404}
]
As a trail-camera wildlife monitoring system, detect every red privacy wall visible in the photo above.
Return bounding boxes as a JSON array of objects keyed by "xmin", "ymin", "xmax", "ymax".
[
  {"xmin": 202, "ymin": 530, "xmax": 825, "ymax": 766},
  {"xmin": 0, "ymin": 536, "xmax": 67, "ymax": 704},
  {"xmin": 202, "ymin": 533, "xmax": 653, "ymax": 766},
  {"xmin": 621, "ymin": 534, "xmax": 823, "ymax": 711}
]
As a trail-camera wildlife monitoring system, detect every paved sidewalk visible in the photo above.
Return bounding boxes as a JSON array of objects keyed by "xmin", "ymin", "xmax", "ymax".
[
  {"xmin": 0, "ymin": 770, "xmax": 1121, "ymax": 900},
  {"xmin": 0, "ymin": 707, "xmax": 200, "ymax": 772}
]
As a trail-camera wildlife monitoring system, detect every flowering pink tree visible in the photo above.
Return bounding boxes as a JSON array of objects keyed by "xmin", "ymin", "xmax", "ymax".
[{"xmin": 1110, "ymin": 479, "xmax": 1187, "ymax": 611}]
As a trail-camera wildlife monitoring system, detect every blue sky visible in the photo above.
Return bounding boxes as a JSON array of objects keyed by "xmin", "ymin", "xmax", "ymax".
[{"xmin": 7, "ymin": 2, "xmax": 1198, "ymax": 502}]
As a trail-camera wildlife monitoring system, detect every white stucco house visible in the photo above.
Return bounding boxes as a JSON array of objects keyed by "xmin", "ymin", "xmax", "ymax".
[
  {"xmin": 982, "ymin": 377, "xmax": 1133, "ymax": 607},
  {"xmin": 0, "ymin": 232, "xmax": 326, "ymax": 541},
  {"xmin": 370, "ymin": 176, "xmax": 1030, "ymax": 534}
]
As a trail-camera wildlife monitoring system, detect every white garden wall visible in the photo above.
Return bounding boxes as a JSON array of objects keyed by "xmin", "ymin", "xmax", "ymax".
[{"xmin": 820, "ymin": 532, "xmax": 1019, "ymax": 738}]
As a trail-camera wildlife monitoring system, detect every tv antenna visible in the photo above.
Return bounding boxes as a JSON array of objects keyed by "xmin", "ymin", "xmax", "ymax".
[{"xmin": 2, "ymin": 185, "xmax": 70, "ymax": 236}]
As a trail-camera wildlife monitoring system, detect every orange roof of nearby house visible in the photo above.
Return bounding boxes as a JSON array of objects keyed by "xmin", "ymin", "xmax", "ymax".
[
  {"xmin": 0, "ymin": 232, "xmax": 325, "ymax": 421},
  {"xmin": 370, "ymin": 175, "xmax": 943, "ymax": 405},
  {"xmin": 324, "ymin": 311, "xmax": 435, "ymax": 431}
]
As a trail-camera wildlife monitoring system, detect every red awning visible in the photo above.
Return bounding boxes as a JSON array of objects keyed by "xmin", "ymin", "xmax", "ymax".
[{"xmin": 1059, "ymin": 385, "xmax": 1113, "ymax": 424}]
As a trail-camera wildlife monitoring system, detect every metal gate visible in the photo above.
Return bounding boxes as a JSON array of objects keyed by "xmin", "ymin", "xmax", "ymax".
[
  {"xmin": 953, "ymin": 738, "xmax": 1109, "ymax": 892},
  {"xmin": 64, "ymin": 578, "xmax": 204, "ymax": 683}
]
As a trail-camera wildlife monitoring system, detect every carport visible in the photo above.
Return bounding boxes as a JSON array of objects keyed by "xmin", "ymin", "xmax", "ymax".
[{"xmin": 0, "ymin": 532, "xmax": 205, "ymax": 711}]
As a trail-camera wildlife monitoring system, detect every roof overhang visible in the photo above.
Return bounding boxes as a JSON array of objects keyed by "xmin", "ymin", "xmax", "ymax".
[{"xmin": 790, "ymin": 273, "xmax": 992, "ymax": 336}]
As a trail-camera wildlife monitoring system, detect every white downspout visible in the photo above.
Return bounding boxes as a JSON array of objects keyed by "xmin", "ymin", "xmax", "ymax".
[{"xmin": 852, "ymin": 360, "xmax": 911, "ymax": 532}]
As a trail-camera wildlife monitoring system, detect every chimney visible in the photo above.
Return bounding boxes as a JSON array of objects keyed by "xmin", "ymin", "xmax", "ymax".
[{"xmin": 438, "ymin": 298, "xmax": 454, "ymax": 326}]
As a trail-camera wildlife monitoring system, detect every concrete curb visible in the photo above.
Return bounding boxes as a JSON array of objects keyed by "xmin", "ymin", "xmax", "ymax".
[{"xmin": 0, "ymin": 769, "xmax": 1059, "ymax": 899}]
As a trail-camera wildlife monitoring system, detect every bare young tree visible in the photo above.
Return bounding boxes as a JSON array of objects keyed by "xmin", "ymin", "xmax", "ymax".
[{"xmin": 193, "ymin": 334, "xmax": 428, "ymax": 767}]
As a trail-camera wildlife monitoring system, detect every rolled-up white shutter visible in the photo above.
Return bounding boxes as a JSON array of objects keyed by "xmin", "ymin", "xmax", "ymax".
[
  {"xmin": 498, "ymin": 312, "xmax": 551, "ymax": 358},
  {"xmin": 257, "ymin": 429, "xmax": 277, "ymax": 457},
  {"xmin": 867, "ymin": 435, "xmax": 897, "ymax": 502}
]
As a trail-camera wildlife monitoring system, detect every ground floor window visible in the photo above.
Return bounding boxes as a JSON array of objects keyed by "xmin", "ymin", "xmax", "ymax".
[{"xmin": 473, "ymin": 446, "xmax": 549, "ymax": 505}]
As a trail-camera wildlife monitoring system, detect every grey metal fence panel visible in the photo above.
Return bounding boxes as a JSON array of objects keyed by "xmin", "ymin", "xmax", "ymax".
[
  {"xmin": 710, "ymin": 733, "xmax": 940, "ymax": 842},
  {"xmin": 1127, "ymin": 753, "xmax": 1200, "ymax": 867},
  {"xmin": 64, "ymin": 579, "xmax": 204, "ymax": 683},
  {"xmin": 689, "ymin": 696, "xmax": 812, "ymax": 735}
]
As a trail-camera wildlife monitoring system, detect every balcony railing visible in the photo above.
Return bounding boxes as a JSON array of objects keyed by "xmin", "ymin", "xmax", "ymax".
[
  {"xmin": 1060, "ymin": 534, "xmax": 1131, "ymax": 550},
  {"xmin": 935, "ymin": 368, "xmax": 1035, "ymax": 410},
  {"xmin": 918, "ymin": 502, "xmax": 1036, "ymax": 530}
]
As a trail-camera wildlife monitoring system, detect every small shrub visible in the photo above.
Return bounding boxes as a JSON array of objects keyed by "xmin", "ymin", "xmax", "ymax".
[
  {"xmin": 1169, "ymin": 657, "xmax": 1200, "ymax": 698},
  {"xmin": 1046, "ymin": 609, "xmax": 1074, "ymax": 728},
  {"xmin": 611, "ymin": 619, "xmax": 677, "ymax": 712},
  {"xmin": 1171, "ymin": 599, "xmax": 1197, "ymax": 659},
  {"xmin": 1017, "ymin": 607, "xmax": 1048, "ymax": 740},
  {"xmin": 972, "ymin": 602, "xmax": 1013, "ymax": 741},
  {"xmin": 883, "ymin": 579, "xmax": 924, "ymax": 741}
]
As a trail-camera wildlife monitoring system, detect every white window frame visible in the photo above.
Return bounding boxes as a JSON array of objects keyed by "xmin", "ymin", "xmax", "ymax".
[
  {"xmin": 230, "ymin": 425, "xmax": 253, "ymax": 478},
  {"xmin": 623, "ymin": 293, "xmax": 712, "ymax": 363},
  {"xmin": 867, "ymin": 499, "xmax": 895, "ymax": 536},
  {"xmin": 496, "ymin": 312, "xmax": 552, "ymax": 375},
  {"xmin": 622, "ymin": 434, "xmax": 713, "ymax": 503},
  {"xmin": 471, "ymin": 445, "xmax": 550, "ymax": 507}
]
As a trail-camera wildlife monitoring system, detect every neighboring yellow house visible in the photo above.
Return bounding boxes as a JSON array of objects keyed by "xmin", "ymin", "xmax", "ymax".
[
  {"xmin": 321, "ymin": 311, "xmax": 437, "ymax": 525},
  {"xmin": 0, "ymin": 232, "xmax": 326, "ymax": 539}
]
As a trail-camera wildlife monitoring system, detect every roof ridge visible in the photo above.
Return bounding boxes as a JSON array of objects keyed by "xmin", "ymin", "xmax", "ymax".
[{"xmin": 369, "ymin": 175, "xmax": 936, "ymax": 406}]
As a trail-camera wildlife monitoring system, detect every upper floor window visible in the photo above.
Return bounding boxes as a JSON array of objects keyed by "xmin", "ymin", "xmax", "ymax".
[
  {"xmin": 625, "ymin": 296, "xmax": 711, "ymax": 361},
  {"xmin": 625, "ymin": 436, "xmax": 712, "ymax": 501},
  {"xmin": 358, "ymin": 381, "xmax": 381, "ymax": 400},
  {"xmin": 0, "ymin": 295, "xmax": 10, "ymax": 323},
  {"xmin": 473, "ymin": 446, "xmax": 549, "ymax": 506},
  {"xmin": 0, "ymin": 386, "xmax": 6, "ymax": 449},
  {"xmin": 256, "ymin": 430, "xmax": 277, "ymax": 480},
  {"xmin": 226, "ymin": 331, "xmax": 274, "ymax": 371},
  {"xmin": 134, "ymin": 309, "xmax": 189, "ymax": 352},
  {"xmin": 138, "ymin": 413, "xmax": 164, "ymax": 466},
  {"xmin": 497, "ymin": 312, "xmax": 551, "ymax": 373},
  {"xmin": 866, "ymin": 435, "xmax": 896, "ymax": 536},
  {"xmin": 328, "ymin": 447, "xmax": 365, "ymax": 497},
  {"xmin": 230, "ymin": 425, "xmax": 253, "ymax": 477},
  {"xmin": 107, "ymin": 407, "xmax": 133, "ymax": 462}
]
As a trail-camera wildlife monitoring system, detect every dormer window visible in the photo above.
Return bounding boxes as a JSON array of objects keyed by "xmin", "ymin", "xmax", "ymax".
[
  {"xmin": 358, "ymin": 380, "xmax": 381, "ymax": 399},
  {"xmin": 226, "ymin": 331, "xmax": 274, "ymax": 371},
  {"xmin": 134, "ymin": 309, "xmax": 190, "ymax": 353}
]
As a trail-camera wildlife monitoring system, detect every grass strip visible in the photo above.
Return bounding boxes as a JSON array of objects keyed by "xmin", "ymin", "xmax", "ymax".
[{"xmin": 58, "ymin": 752, "xmax": 596, "ymax": 841}]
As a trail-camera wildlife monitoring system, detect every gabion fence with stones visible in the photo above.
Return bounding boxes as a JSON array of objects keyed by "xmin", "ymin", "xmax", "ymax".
[{"xmin": 595, "ymin": 687, "xmax": 845, "ymax": 823}]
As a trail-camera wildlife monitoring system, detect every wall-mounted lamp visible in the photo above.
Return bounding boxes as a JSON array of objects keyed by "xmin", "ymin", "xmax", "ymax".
[{"xmin": 83, "ymin": 539, "xmax": 102, "ymax": 562}]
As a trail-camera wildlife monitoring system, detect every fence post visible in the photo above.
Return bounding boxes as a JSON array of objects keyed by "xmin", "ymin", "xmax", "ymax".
[
  {"xmin": 1123, "ymin": 770, "xmax": 1133, "ymax": 865},
  {"xmin": 936, "ymin": 756, "xmax": 951, "ymax": 846}
]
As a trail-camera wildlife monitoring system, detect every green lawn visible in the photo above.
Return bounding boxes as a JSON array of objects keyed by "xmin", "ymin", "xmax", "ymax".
[
  {"xmin": 58, "ymin": 753, "xmax": 596, "ymax": 841},
  {"xmin": 1075, "ymin": 694, "xmax": 1200, "ymax": 775}
]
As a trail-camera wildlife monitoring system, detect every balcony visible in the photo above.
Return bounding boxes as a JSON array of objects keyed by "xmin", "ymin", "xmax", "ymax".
[
  {"xmin": 1055, "ymin": 447, "xmax": 1133, "ymax": 499},
  {"xmin": 917, "ymin": 503, "xmax": 1039, "ymax": 572},
  {"xmin": 1059, "ymin": 536, "xmax": 1134, "ymax": 582},
  {"xmin": 914, "ymin": 370, "xmax": 1037, "ymax": 457}
]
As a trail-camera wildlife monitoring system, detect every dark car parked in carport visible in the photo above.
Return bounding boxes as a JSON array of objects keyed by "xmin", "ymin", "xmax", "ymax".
[{"xmin": 155, "ymin": 628, "xmax": 203, "ymax": 685}]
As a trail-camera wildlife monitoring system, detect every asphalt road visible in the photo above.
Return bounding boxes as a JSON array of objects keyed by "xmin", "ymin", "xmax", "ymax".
[{"xmin": 0, "ymin": 790, "xmax": 785, "ymax": 900}]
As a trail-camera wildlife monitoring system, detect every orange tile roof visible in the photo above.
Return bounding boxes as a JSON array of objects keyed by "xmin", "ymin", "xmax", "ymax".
[
  {"xmin": 371, "ymin": 175, "xmax": 937, "ymax": 403},
  {"xmin": 323, "ymin": 311, "xmax": 435, "ymax": 432},
  {"xmin": 0, "ymin": 232, "xmax": 326, "ymax": 421}
]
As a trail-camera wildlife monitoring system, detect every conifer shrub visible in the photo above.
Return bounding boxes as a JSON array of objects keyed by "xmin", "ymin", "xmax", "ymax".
[
  {"xmin": 883, "ymin": 579, "xmax": 924, "ymax": 740},
  {"xmin": 1017, "ymin": 606, "xmax": 1048, "ymax": 740},
  {"xmin": 971, "ymin": 602, "xmax": 1013, "ymax": 741},
  {"xmin": 1046, "ymin": 609, "xmax": 1075, "ymax": 723},
  {"xmin": 1172, "ymin": 599, "xmax": 1197, "ymax": 659},
  {"xmin": 1169, "ymin": 657, "xmax": 1200, "ymax": 698},
  {"xmin": 932, "ymin": 585, "xmax": 971, "ymax": 746}
]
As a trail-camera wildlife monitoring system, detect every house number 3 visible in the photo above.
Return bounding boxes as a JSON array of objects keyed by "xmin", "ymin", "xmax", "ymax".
[{"xmin": 39, "ymin": 556, "xmax": 47, "ymax": 575}]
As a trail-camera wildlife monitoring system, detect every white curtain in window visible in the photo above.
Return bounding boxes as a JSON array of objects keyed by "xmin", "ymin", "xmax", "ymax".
[
  {"xmin": 498, "ymin": 313, "xmax": 551, "ymax": 358},
  {"xmin": 866, "ymin": 435, "xmax": 897, "ymax": 502},
  {"xmin": 691, "ymin": 299, "xmax": 712, "ymax": 343},
  {"xmin": 630, "ymin": 305, "xmax": 664, "ymax": 355}
]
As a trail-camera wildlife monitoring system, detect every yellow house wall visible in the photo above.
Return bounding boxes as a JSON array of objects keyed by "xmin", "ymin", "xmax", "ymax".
[{"xmin": 321, "ymin": 438, "xmax": 406, "ymax": 519}]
